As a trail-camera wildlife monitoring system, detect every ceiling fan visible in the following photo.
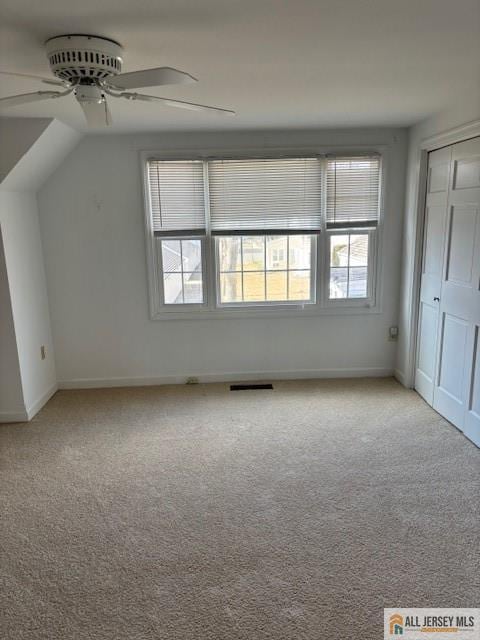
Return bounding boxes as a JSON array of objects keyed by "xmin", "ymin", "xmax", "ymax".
[{"xmin": 0, "ymin": 34, "xmax": 235, "ymax": 127}]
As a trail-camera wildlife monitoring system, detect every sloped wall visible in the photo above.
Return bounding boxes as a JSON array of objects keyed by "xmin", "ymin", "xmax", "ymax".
[
  {"xmin": 0, "ymin": 117, "xmax": 82, "ymax": 420},
  {"xmin": 0, "ymin": 191, "xmax": 57, "ymax": 416},
  {"xmin": 0, "ymin": 229, "xmax": 24, "ymax": 420}
]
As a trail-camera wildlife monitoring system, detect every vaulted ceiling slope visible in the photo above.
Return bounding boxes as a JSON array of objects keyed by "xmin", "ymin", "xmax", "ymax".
[
  {"xmin": 0, "ymin": 118, "xmax": 82, "ymax": 191},
  {"xmin": 0, "ymin": 0, "xmax": 479, "ymax": 133}
]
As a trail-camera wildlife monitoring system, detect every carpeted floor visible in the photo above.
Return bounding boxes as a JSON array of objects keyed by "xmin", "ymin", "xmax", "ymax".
[{"xmin": 0, "ymin": 377, "xmax": 479, "ymax": 639}]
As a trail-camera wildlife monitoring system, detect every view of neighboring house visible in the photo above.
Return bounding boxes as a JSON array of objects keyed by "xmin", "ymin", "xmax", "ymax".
[
  {"xmin": 162, "ymin": 239, "xmax": 203, "ymax": 304},
  {"xmin": 330, "ymin": 234, "xmax": 369, "ymax": 299}
]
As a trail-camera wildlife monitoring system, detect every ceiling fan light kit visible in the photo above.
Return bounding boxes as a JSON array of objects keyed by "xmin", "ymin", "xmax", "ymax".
[{"xmin": 0, "ymin": 34, "xmax": 235, "ymax": 127}]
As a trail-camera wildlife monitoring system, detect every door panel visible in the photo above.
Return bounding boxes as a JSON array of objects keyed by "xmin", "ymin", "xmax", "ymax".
[
  {"xmin": 445, "ymin": 205, "xmax": 477, "ymax": 284},
  {"xmin": 453, "ymin": 156, "xmax": 480, "ymax": 190},
  {"xmin": 468, "ymin": 327, "xmax": 480, "ymax": 415},
  {"xmin": 438, "ymin": 314, "xmax": 468, "ymax": 401},
  {"xmin": 424, "ymin": 205, "xmax": 448, "ymax": 275},
  {"xmin": 430, "ymin": 137, "xmax": 480, "ymax": 444},
  {"xmin": 415, "ymin": 304, "xmax": 439, "ymax": 401},
  {"xmin": 415, "ymin": 147, "xmax": 451, "ymax": 403},
  {"xmin": 428, "ymin": 161, "xmax": 449, "ymax": 192}
]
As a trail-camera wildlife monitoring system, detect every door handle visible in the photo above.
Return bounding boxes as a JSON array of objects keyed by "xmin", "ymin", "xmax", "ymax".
[{"xmin": 433, "ymin": 297, "xmax": 440, "ymax": 302}]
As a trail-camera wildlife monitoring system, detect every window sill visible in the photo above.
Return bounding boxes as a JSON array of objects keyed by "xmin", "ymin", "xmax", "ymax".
[{"xmin": 151, "ymin": 301, "xmax": 380, "ymax": 321}]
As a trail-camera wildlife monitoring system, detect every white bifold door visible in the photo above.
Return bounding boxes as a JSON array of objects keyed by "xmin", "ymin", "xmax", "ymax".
[{"xmin": 415, "ymin": 137, "xmax": 480, "ymax": 447}]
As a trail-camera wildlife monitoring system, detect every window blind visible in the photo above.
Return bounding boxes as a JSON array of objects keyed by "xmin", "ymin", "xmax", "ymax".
[
  {"xmin": 208, "ymin": 157, "xmax": 322, "ymax": 234},
  {"xmin": 147, "ymin": 160, "xmax": 206, "ymax": 235},
  {"xmin": 326, "ymin": 156, "xmax": 380, "ymax": 227}
]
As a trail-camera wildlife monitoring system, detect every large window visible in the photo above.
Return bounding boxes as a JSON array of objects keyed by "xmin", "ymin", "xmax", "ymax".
[{"xmin": 144, "ymin": 154, "xmax": 381, "ymax": 316}]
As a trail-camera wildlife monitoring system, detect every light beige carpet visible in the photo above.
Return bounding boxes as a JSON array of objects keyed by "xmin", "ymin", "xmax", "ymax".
[{"xmin": 0, "ymin": 378, "xmax": 479, "ymax": 639}]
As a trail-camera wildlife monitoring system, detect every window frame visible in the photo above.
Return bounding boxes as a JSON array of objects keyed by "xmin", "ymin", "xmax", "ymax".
[
  {"xmin": 141, "ymin": 147, "xmax": 386, "ymax": 320},
  {"xmin": 156, "ymin": 235, "xmax": 209, "ymax": 310},
  {"xmin": 322, "ymin": 227, "xmax": 378, "ymax": 308}
]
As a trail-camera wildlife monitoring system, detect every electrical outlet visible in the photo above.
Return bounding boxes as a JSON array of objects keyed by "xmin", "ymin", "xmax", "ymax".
[
  {"xmin": 388, "ymin": 326, "xmax": 399, "ymax": 342},
  {"xmin": 40, "ymin": 345, "xmax": 46, "ymax": 360}
]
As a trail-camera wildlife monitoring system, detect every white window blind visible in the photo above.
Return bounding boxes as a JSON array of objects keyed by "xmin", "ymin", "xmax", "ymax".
[
  {"xmin": 147, "ymin": 160, "xmax": 206, "ymax": 235},
  {"xmin": 208, "ymin": 158, "xmax": 322, "ymax": 235},
  {"xmin": 326, "ymin": 156, "xmax": 380, "ymax": 227}
]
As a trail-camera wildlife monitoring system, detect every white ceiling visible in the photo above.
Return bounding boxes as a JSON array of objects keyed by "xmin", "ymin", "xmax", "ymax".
[{"xmin": 0, "ymin": 0, "xmax": 479, "ymax": 133}]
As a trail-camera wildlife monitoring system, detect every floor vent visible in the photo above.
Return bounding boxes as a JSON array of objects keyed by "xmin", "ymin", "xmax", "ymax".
[{"xmin": 230, "ymin": 383, "xmax": 274, "ymax": 391}]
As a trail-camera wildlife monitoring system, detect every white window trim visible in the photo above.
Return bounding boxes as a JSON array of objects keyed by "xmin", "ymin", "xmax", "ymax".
[{"xmin": 141, "ymin": 145, "xmax": 387, "ymax": 320}]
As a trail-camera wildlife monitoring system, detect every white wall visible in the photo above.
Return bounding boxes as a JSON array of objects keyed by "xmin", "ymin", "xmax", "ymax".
[
  {"xmin": 0, "ymin": 229, "xmax": 24, "ymax": 419},
  {"xmin": 396, "ymin": 84, "xmax": 480, "ymax": 385},
  {"xmin": 0, "ymin": 191, "xmax": 57, "ymax": 414},
  {"xmin": 38, "ymin": 128, "xmax": 407, "ymax": 387}
]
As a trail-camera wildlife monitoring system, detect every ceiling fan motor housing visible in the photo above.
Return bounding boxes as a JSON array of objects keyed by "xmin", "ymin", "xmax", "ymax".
[{"xmin": 45, "ymin": 35, "xmax": 123, "ymax": 82}]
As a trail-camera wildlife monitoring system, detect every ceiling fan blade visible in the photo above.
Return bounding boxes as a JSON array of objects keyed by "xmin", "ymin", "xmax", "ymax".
[
  {"xmin": 0, "ymin": 71, "xmax": 65, "ymax": 86},
  {"xmin": 79, "ymin": 99, "xmax": 112, "ymax": 127},
  {"xmin": 0, "ymin": 90, "xmax": 66, "ymax": 108},
  {"xmin": 108, "ymin": 67, "xmax": 197, "ymax": 90},
  {"xmin": 120, "ymin": 92, "xmax": 235, "ymax": 116}
]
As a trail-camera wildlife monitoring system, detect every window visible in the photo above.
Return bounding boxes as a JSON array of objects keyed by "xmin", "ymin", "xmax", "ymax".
[
  {"xmin": 217, "ymin": 235, "xmax": 314, "ymax": 304},
  {"xmin": 144, "ymin": 153, "xmax": 382, "ymax": 316},
  {"xmin": 329, "ymin": 232, "xmax": 370, "ymax": 299},
  {"xmin": 325, "ymin": 156, "xmax": 380, "ymax": 303},
  {"xmin": 160, "ymin": 238, "xmax": 204, "ymax": 304},
  {"xmin": 147, "ymin": 160, "xmax": 207, "ymax": 308}
]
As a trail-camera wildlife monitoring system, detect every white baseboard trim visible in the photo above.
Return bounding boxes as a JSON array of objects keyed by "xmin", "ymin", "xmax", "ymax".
[
  {"xmin": 25, "ymin": 383, "xmax": 58, "ymax": 420},
  {"xmin": 0, "ymin": 409, "xmax": 29, "ymax": 423},
  {"xmin": 58, "ymin": 367, "xmax": 393, "ymax": 390},
  {"xmin": 393, "ymin": 368, "xmax": 408, "ymax": 387}
]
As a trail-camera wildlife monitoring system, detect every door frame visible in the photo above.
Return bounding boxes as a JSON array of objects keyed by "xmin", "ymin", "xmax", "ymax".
[{"xmin": 404, "ymin": 119, "xmax": 480, "ymax": 389}]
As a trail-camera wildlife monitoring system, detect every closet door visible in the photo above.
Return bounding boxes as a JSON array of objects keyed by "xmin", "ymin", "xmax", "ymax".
[
  {"xmin": 415, "ymin": 147, "xmax": 451, "ymax": 404},
  {"xmin": 433, "ymin": 137, "xmax": 480, "ymax": 444}
]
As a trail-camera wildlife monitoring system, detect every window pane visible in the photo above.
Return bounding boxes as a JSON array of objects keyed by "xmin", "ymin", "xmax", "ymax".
[
  {"xmin": 266, "ymin": 236, "xmax": 287, "ymax": 270},
  {"xmin": 330, "ymin": 235, "xmax": 349, "ymax": 267},
  {"xmin": 243, "ymin": 272, "xmax": 266, "ymax": 301},
  {"xmin": 266, "ymin": 271, "xmax": 287, "ymax": 300},
  {"xmin": 288, "ymin": 270, "xmax": 310, "ymax": 300},
  {"xmin": 220, "ymin": 273, "xmax": 242, "ymax": 303},
  {"xmin": 289, "ymin": 235, "xmax": 312, "ymax": 269},
  {"xmin": 329, "ymin": 233, "xmax": 370, "ymax": 300},
  {"xmin": 330, "ymin": 267, "xmax": 348, "ymax": 299},
  {"xmin": 348, "ymin": 267, "xmax": 368, "ymax": 298},
  {"xmin": 161, "ymin": 238, "xmax": 204, "ymax": 305},
  {"xmin": 163, "ymin": 272, "xmax": 183, "ymax": 304},
  {"xmin": 349, "ymin": 234, "xmax": 368, "ymax": 267},
  {"xmin": 216, "ymin": 234, "xmax": 314, "ymax": 306},
  {"xmin": 218, "ymin": 237, "xmax": 242, "ymax": 271},
  {"xmin": 162, "ymin": 240, "xmax": 182, "ymax": 272},
  {"xmin": 181, "ymin": 239, "xmax": 202, "ymax": 272},
  {"xmin": 242, "ymin": 236, "xmax": 265, "ymax": 271},
  {"xmin": 183, "ymin": 270, "xmax": 203, "ymax": 303}
]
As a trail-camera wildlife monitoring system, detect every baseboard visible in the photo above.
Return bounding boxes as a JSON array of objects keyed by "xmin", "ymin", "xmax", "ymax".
[
  {"xmin": 25, "ymin": 383, "xmax": 58, "ymax": 420},
  {"xmin": 393, "ymin": 368, "xmax": 408, "ymax": 387},
  {"xmin": 0, "ymin": 409, "xmax": 29, "ymax": 423},
  {"xmin": 58, "ymin": 367, "xmax": 393, "ymax": 389}
]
